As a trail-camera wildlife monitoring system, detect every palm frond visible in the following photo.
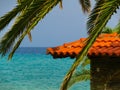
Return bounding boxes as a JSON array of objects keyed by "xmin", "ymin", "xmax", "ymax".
[
  {"xmin": 102, "ymin": 27, "xmax": 113, "ymax": 33},
  {"xmin": 102, "ymin": 20, "xmax": 120, "ymax": 34},
  {"xmin": 17, "ymin": 0, "xmax": 22, "ymax": 4},
  {"xmin": 81, "ymin": 57, "xmax": 90, "ymax": 67},
  {"xmin": 87, "ymin": 0, "xmax": 120, "ymax": 34},
  {"xmin": 8, "ymin": 21, "xmax": 34, "ymax": 59},
  {"xmin": 17, "ymin": 0, "xmax": 33, "ymax": 42},
  {"xmin": 68, "ymin": 57, "xmax": 90, "ymax": 88},
  {"xmin": 0, "ymin": 0, "xmax": 33, "ymax": 32},
  {"xmin": 4, "ymin": 0, "xmax": 60, "ymax": 59},
  {"xmin": 79, "ymin": 0, "xmax": 91, "ymax": 13},
  {"xmin": 59, "ymin": 0, "xmax": 63, "ymax": 9},
  {"xmin": 113, "ymin": 20, "xmax": 120, "ymax": 33},
  {"xmin": 8, "ymin": 14, "xmax": 40, "ymax": 59},
  {"xmin": 27, "ymin": 32, "xmax": 32, "ymax": 42},
  {"xmin": 60, "ymin": 0, "xmax": 120, "ymax": 90},
  {"xmin": 68, "ymin": 69, "xmax": 90, "ymax": 88}
]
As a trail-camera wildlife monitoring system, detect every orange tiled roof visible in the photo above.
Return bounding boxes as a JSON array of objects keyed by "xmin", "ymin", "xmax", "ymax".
[{"xmin": 47, "ymin": 33, "xmax": 120, "ymax": 58}]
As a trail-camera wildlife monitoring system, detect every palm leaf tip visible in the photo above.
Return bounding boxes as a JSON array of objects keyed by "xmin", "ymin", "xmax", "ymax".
[
  {"xmin": 79, "ymin": 0, "xmax": 91, "ymax": 13},
  {"xmin": 59, "ymin": 0, "xmax": 63, "ymax": 9},
  {"xmin": 27, "ymin": 32, "xmax": 32, "ymax": 42}
]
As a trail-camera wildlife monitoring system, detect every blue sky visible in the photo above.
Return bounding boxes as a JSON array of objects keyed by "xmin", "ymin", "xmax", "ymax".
[{"xmin": 0, "ymin": 0, "xmax": 120, "ymax": 47}]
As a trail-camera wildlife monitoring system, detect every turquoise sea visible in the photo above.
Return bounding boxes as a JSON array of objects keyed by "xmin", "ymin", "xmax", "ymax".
[{"xmin": 0, "ymin": 47, "xmax": 90, "ymax": 90}]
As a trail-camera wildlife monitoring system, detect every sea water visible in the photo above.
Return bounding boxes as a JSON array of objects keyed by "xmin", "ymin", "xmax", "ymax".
[{"xmin": 0, "ymin": 47, "xmax": 90, "ymax": 90}]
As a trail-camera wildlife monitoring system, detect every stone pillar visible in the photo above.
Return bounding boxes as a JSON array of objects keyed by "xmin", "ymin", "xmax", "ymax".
[{"xmin": 89, "ymin": 56, "xmax": 120, "ymax": 90}]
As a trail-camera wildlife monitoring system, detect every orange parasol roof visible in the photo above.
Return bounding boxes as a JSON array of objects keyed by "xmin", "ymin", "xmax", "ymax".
[{"xmin": 47, "ymin": 33, "xmax": 120, "ymax": 58}]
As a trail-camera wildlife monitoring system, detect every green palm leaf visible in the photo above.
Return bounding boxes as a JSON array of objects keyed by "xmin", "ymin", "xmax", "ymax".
[
  {"xmin": 68, "ymin": 57, "xmax": 90, "ymax": 88},
  {"xmin": 0, "ymin": 0, "xmax": 60, "ymax": 57},
  {"xmin": 0, "ymin": 0, "xmax": 93, "ymax": 58},
  {"xmin": 102, "ymin": 20, "xmax": 120, "ymax": 33},
  {"xmin": 17, "ymin": 0, "xmax": 33, "ymax": 42},
  {"xmin": 8, "ymin": 13, "xmax": 44, "ymax": 59},
  {"xmin": 79, "ymin": 0, "xmax": 91, "ymax": 13},
  {"xmin": 113, "ymin": 20, "xmax": 120, "ymax": 33},
  {"xmin": 60, "ymin": 0, "xmax": 120, "ymax": 90},
  {"xmin": 0, "ymin": 0, "xmax": 33, "ymax": 31},
  {"xmin": 102, "ymin": 27, "xmax": 113, "ymax": 33},
  {"xmin": 7, "ymin": 0, "xmax": 60, "ymax": 59},
  {"xmin": 81, "ymin": 57, "xmax": 90, "ymax": 67},
  {"xmin": 102, "ymin": 21, "xmax": 120, "ymax": 34},
  {"xmin": 68, "ymin": 69, "xmax": 90, "ymax": 88}
]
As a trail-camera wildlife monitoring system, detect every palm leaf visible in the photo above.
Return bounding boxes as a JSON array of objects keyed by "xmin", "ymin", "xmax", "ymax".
[
  {"xmin": 59, "ymin": 0, "xmax": 63, "ymax": 9},
  {"xmin": 8, "ymin": 14, "xmax": 42, "ymax": 59},
  {"xmin": 113, "ymin": 20, "xmax": 120, "ymax": 33},
  {"xmin": 0, "ymin": 0, "xmax": 33, "ymax": 32},
  {"xmin": 60, "ymin": 0, "xmax": 120, "ymax": 90},
  {"xmin": 17, "ymin": 0, "xmax": 33, "ymax": 42},
  {"xmin": 6, "ymin": 0, "xmax": 60, "ymax": 59},
  {"xmin": 102, "ymin": 27, "xmax": 113, "ymax": 33},
  {"xmin": 102, "ymin": 20, "xmax": 120, "ymax": 34},
  {"xmin": 81, "ymin": 57, "xmax": 90, "ymax": 67},
  {"xmin": 68, "ymin": 69, "xmax": 90, "ymax": 88},
  {"xmin": 68, "ymin": 57, "xmax": 90, "ymax": 88},
  {"xmin": 79, "ymin": 0, "xmax": 91, "ymax": 13},
  {"xmin": 8, "ymin": 20, "xmax": 35, "ymax": 59},
  {"xmin": 27, "ymin": 32, "xmax": 32, "ymax": 42}
]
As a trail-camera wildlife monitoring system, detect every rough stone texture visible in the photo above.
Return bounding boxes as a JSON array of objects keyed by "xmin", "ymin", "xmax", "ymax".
[{"xmin": 89, "ymin": 56, "xmax": 120, "ymax": 90}]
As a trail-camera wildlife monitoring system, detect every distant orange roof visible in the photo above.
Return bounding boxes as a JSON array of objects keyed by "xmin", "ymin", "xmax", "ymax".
[{"xmin": 47, "ymin": 33, "xmax": 120, "ymax": 58}]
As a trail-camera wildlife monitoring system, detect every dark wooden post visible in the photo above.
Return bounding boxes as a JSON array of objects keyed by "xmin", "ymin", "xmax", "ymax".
[{"xmin": 89, "ymin": 56, "xmax": 120, "ymax": 90}]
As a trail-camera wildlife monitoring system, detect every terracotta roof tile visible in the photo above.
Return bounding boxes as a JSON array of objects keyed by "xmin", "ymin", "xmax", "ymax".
[{"xmin": 47, "ymin": 33, "xmax": 120, "ymax": 58}]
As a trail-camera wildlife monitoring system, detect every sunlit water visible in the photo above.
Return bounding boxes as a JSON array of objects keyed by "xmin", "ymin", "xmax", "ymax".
[{"xmin": 0, "ymin": 47, "xmax": 90, "ymax": 90}]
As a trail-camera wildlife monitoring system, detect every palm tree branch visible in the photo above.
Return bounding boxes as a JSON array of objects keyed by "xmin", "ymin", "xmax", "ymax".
[
  {"xmin": 79, "ymin": 0, "xmax": 91, "ymax": 13},
  {"xmin": 5, "ymin": 0, "xmax": 60, "ymax": 59},
  {"xmin": 59, "ymin": 0, "xmax": 63, "ymax": 9},
  {"xmin": 27, "ymin": 32, "xmax": 32, "ymax": 42},
  {"xmin": 60, "ymin": 0, "xmax": 120, "ymax": 90},
  {"xmin": 18, "ymin": 0, "xmax": 33, "ymax": 42},
  {"xmin": 0, "ymin": 0, "xmax": 33, "ymax": 32},
  {"xmin": 81, "ymin": 57, "xmax": 90, "ymax": 67},
  {"xmin": 102, "ymin": 27, "xmax": 113, "ymax": 33},
  {"xmin": 113, "ymin": 20, "xmax": 120, "ymax": 33},
  {"xmin": 0, "ymin": 0, "xmax": 59, "ymax": 56},
  {"xmin": 68, "ymin": 69, "xmax": 90, "ymax": 88},
  {"xmin": 8, "ymin": 17, "xmax": 38, "ymax": 59}
]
